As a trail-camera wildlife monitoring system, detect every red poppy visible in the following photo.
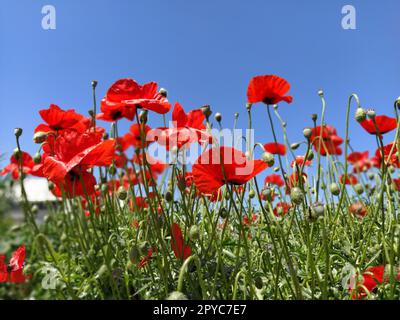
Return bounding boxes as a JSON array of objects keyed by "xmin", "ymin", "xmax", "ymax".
[
  {"xmin": 287, "ymin": 172, "xmax": 307, "ymax": 190},
  {"xmin": 247, "ymin": 75, "xmax": 293, "ymax": 105},
  {"xmin": 291, "ymin": 156, "xmax": 312, "ymax": 168},
  {"xmin": 170, "ymin": 223, "xmax": 191, "ymax": 261},
  {"xmin": 42, "ymin": 130, "xmax": 115, "ymax": 197},
  {"xmin": 392, "ymin": 178, "xmax": 400, "ymax": 191},
  {"xmin": 263, "ymin": 142, "xmax": 286, "ymax": 156},
  {"xmin": 273, "ymin": 202, "xmax": 292, "ymax": 217},
  {"xmin": 310, "ymin": 125, "xmax": 343, "ymax": 156},
  {"xmin": 375, "ymin": 142, "xmax": 400, "ymax": 168},
  {"xmin": 347, "ymin": 151, "xmax": 371, "ymax": 173},
  {"xmin": 264, "ymin": 174, "xmax": 285, "ymax": 187},
  {"xmin": 243, "ymin": 213, "xmax": 258, "ymax": 225},
  {"xmin": 9, "ymin": 245, "xmax": 30, "ymax": 283},
  {"xmin": 349, "ymin": 202, "xmax": 367, "ymax": 218},
  {"xmin": 138, "ymin": 248, "xmax": 154, "ymax": 268},
  {"xmin": 149, "ymin": 102, "xmax": 210, "ymax": 150},
  {"xmin": 0, "ymin": 255, "xmax": 8, "ymax": 283},
  {"xmin": 0, "ymin": 151, "xmax": 35, "ymax": 180},
  {"xmin": 340, "ymin": 174, "xmax": 358, "ymax": 185},
  {"xmin": 192, "ymin": 146, "xmax": 268, "ymax": 195},
  {"xmin": 129, "ymin": 124, "xmax": 152, "ymax": 148},
  {"xmin": 34, "ymin": 104, "xmax": 88, "ymax": 133},
  {"xmin": 360, "ymin": 115, "xmax": 397, "ymax": 135}
]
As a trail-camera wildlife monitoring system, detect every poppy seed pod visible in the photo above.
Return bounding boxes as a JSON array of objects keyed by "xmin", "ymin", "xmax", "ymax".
[
  {"xmin": 330, "ymin": 183, "xmax": 340, "ymax": 196},
  {"xmin": 262, "ymin": 152, "xmax": 275, "ymax": 166},
  {"xmin": 33, "ymin": 152, "xmax": 42, "ymax": 164},
  {"xmin": 234, "ymin": 112, "xmax": 239, "ymax": 119},
  {"xmin": 310, "ymin": 202, "xmax": 325, "ymax": 218},
  {"xmin": 159, "ymin": 87, "xmax": 168, "ymax": 97},
  {"xmin": 167, "ymin": 291, "xmax": 188, "ymax": 300},
  {"xmin": 117, "ymin": 186, "xmax": 128, "ymax": 201},
  {"xmin": 311, "ymin": 114, "xmax": 318, "ymax": 122},
  {"xmin": 91, "ymin": 80, "xmax": 98, "ymax": 88},
  {"xmin": 303, "ymin": 127, "xmax": 313, "ymax": 139},
  {"xmin": 14, "ymin": 128, "xmax": 23, "ymax": 138},
  {"xmin": 317, "ymin": 89, "xmax": 324, "ymax": 97},
  {"xmin": 214, "ymin": 112, "xmax": 222, "ymax": 122},
  {"xmin": 246, "ymin": 103, "xmax": 252, "ymax": 112},
  {"xmin": 290, "ymin": 187, "xmax": 304, "ymax": 205},
  {"xmin": 189, "ymin": 225, "xmax": 200, "ymax": 241},
  {"xmin": 291, "ymin": 142, "xmax": 300, "ymax": 150},
  {"xmin": 355, "ymin": 107, "xmax": 366, "ymax": 122},
  {"xmin": 248, "ymin": 189, "xmax": 255, "ymax": 199},
  {"xmin": 201, "ymin": 105, "xmax": 212, "ymax": 118}
]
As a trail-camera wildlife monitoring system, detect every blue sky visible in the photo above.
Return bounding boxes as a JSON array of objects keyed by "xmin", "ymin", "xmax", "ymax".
[{"xmin": 1, "ymin": 0, "xmax": 399, "ymax": 166}]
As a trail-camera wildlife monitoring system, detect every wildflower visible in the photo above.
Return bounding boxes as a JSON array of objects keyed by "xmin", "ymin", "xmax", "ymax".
[
  {"xmin": 347, "ymin": 151, "xmax": 372, "ymax": 173},
  {"xmin": 273, "ymin": 202, "xmax": 292, "ymax": 217},
  {"xmin": 360, "ymin": 115, "xmax": 397, "ymax": 135},
  {"xmin": 291, "ymin": 156, "xmax": 312, "ymax": 168},
  {"xmin": 263, "ymin": 142, "xmax": 286, "ymax": 156},
  {"xmin": 349, "ymin": 202, "xmax": 367, "ymax": 218},
  {"xmin": 264, "ymin": 174, "xmax": 285, "ymax": 187},
  {"xmin": 192, "ymin": 146, "xmax": 268, "ymax": 195},
  {"xmin": 170, "ymin": 223, "xmax": 191, "ymax": 261},
  {"xmin": 340, "ymin": 174, "xmax": 358, "ymax": 185},
  {"xmin": 310, "ymin": 125, "xmax": 343, "ymax": 156},
  {"xmin": 247, "ymin": 75, "xmax": 293, "ymax": 105},
  {"xmin": 0, "ymin": 151, "xmax": 36, "ymax": 180}
]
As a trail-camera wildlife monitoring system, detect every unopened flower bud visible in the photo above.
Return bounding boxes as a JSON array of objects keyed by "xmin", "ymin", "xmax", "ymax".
[
  {"xmin": 389, "ymin": 166, "xmax": 395, "ymax": 174},
  {"xmin": 165, "ymin": 190, "xmax": 173, "ymax": 202},
  {"xmin": 33, "ymin": 131, "xmax": 48, "ymax": 144},
  {"xmin": 262, "ymin": 188, "xmax": 274, "ymax": 202},
  {"xmin": 330, "ymin": 183, "xmax": 340, "ymax": 196},
  {"xmin": 354, "ymin": 183, "xmax": 364, "ymax": 195},
  {"xmin": 91, "ymin": 80, "xmax": 98, "ymax": 88},
  {"xmin": 306, "ymin": 151, "xmax": 314, "ymax": 161},
  {"xmin": 159, "ymin": 88, "xmax": 167, "ymax": 97},
  {"xmin": 33, "ymin": 152, "xmax": 42, "ymax": 164},
  {"xmin": 291, "ymin": 142, "xmax": 300, "ymax": 150},
  {"xmin": 311, "ymin": 114, "xmax": 318, "ymax": 122},
  {"xmin": 214, "ymin": 112, "xmax": 222, "ymax": 122},
  {"xmin": 246, "ymin": 103, "xmax": 252, "ymax": 112},
  {"xmin": 262, "ymin": 152, "xmax": 275, "ymax": 166},
  {"xmin": 234, "ymin": 112, "xmax": 239, "ymax": 119},
  {"xmin": 290, "ymin": 187, "xmax": 304, "ymax": 205},
  {"xmin": 355, "ymin": 107, "xmax": 366, "ymax": 122},
  {"xmin": 88, "ymin": 109, "xmax": 95, "ymax": 117},
  {"xmin": 310, "ymin": 202, "xmax": 325, "ymax": 219},
  {"xmin": 14, "ymin": 128, "xmax": 23, "ymax": 138},
  {"xmin": 303, "ymin": 127, "xmax": 313, "ymax": 139},
  {"xmin": 317, "ymin": 89, "xmax": 324, "ymax": 97},
  {"xmin": 273, "ymin": 167, "xmax": 279, "ymax": 172},
  {"xmin": 219, "ymin": 207, "xmax": 228, "ymax": 219},
  {"xmin": 167, "ymin": 291, "xmax": 188, "ymax": 300},
  {"xmin": 254, "ymin": 276, "xmax": 263, "ymax": 289},
  {"xmin": 48, "ymin": 181, "xmax": 55, "ymax": 190},
  {"xmin": 273, "ymin": 104, "xmax": 278, "ymax": 110},
  {"xmin": 396, "ymin": 97, "xmax": 400, "ymax": 109},
  {"xmin": 117, "ymin": 186, "xmax": 128, "ymax": 200},
  {"xmin": 189, "ymin": 225, "xmax": 200, "ymax": 241},
  {"xmin": 248, "ymin": 189, "xmax": 255, "ymax": 199},
  {"xmin": 201, "ymin": 105, "xmax": 212, "ymax": 118}
]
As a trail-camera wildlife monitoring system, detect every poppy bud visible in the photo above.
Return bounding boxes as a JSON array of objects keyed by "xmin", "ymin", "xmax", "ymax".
[
  {"xmin": 234, "ymin": 112, "xmax": 239, "ymax": 119},
  {"xmin": 219, "ymin": 207, "xmax": 228, "ymax": 219},
  {"xmin": 306, "ymin": 151, "xmax": 314, "ymax": 161},
  {"xmin": 311, "ymin": 114, "xmax": 318, "ymax": 122},
  {"xmin": 189, "ymin": 225, "xmax": 200, "ymax": 240},
  {"xmin": 117, "ymin": 186, "xmax": 128, "ymax": 200},
  {"xmin": 48, "ymin": 181, "xmax": 55, "ymax": 190},
  {"xmin": 310, "ymin": 202, "xmax": 325, "ymax": 219},
  {"xmin": 101, "ymin": 184, "xmax": 109, "ymax": 193},
  {"xmin": 246, "ymin": 103, "xmax": 252, "ymax": 112},
  {"xmin": 354, "ymin": 183, "xmax": 364, "ymax": 195},
  {"xmin": 396, "ymin": 97, "xmax": 400, "ymax": 109},
  {"xmin": 262, "ymin": 188, "xmax": 274, "ymax": 202},
  {"xmin": 367, "ymin": 109, "xmax": 376, "ymax": 119},
  {"xmin": 33, "ymin": 131, "xmax": 48, "ymax": 144},
  {"xmin": 282, "ymin": 122, "xmax": 287, "ymax": 128},
  {"xmin": 355, "ymin": 107, "xmax": 366, "ymax": 122},
  {"xmin": 109, "ymin": 164, "xmax": 117, "ymax": 176},
  {"xmin": 214, "ymin": 112, "xmax": 222, "ymax": 122},
  {"xmin": 262, "ymin": 152, "xmax": 275, "ymax": 166},
  {"xmin": 167, "ymin": 291, "xmax": 188, "ymax": 300},
  {"xmin": 33, "ymin": 152, "xmax": 42, "ymax": 164},
  {"xmin": 317, "ymin": 89, "xmax": 324, "ymax": 97},
  {"xmin": 139, "ymin": 110, "xmax": 148, "ymax": 124},
  {"xmin": 303, "ymin": 127, "xmax": 313, "ymax": 139},
  {"xmin": 330, "ymin": 183, "xmax": 340, "ymax": 196},
  {"xmin": 91, "ymin": 80, "xmax": 98, "ymax": 88},
  {"xmin": 201, "ymin": 105, "xmax": 212, "ymax": 118},
  {"xmin": 254, "ymin": 276, "xmax": 263, "ymax": 289},
  {"xmin": 349, "ymin": 202, "xmax": 367, "ymax": 218},
  {"xmin": 290, "ymin": 187, "xmax": 304, "ymax": 205},
  {"xmin": 291, "ymin": 142, "xmax": 300, "ymax": 150},
  {"xmin": 368, "ymin": 172, "xmax": 375, "ymax": 180},
  {"xmin": 164, "ymin": 190, "xmax": 173, "ymax": 202},
  {"xmin": 248, "ymin": 189, "xmax": 255, "ymax": 199},
  {"xmin": 159, "ymin": 88, "xmax": 167, "ymax": 97},
  {"xmin": 13, "ymin": 148, "xmax": 21, "ymax": 160},
  {"xmin": 273, "ymin": 104, "xmax": 278, "ymax": 111},
  {"xmin": 14, "ymin": 128, "xmax": 23, "ymax": 138},
  {"xmin": 88, "ymin": 109, "xmax": 95, "ymax": 117},
  {"xmin": 273, "ymin": 167, "xmax": 279, "ymax": 172},
  {"xmin": 389, "ymin": 166, "xmax": 395, "ymax": 174}
]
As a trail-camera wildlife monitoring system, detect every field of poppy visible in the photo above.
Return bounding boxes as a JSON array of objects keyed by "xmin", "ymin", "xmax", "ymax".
[{"xmin": 1, "ymin": 74, "xmax": 400, "ymax": 300}]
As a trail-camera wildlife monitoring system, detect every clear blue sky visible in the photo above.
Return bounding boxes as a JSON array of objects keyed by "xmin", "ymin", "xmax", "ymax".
[{"xmin": 1, "ymin": 0, "xmax": 399, "ymax": 165}]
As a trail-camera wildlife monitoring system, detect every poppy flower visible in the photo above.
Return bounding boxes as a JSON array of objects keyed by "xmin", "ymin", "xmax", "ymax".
[
  {"xmin": 0, "ymin": 255, "xmax": 8, "ymax": 283},
  {"xmin": 273, "ymin": 202, "xmax": 292, "ymax": 217},
  {"xmin": 34, "ymin": 104, "xmax": 88, "ymax": 134},
  {"xmin": 192, "ymin": 146, "xmax": 268, "ymax": 195},
  {"xmin": 287, "ymin": 172, "xmax": 307, "ymax": 190},
  {"xmin": 347, "ymin": 151, "xmax": 372, "ymax": 173},
  {"xmin": 340, "ymin": 174, "xmax": 358, "ymax": 185},
  {"xmin": 247, "ymin": 75, "xmax": 293, "ymax": 105},
  {"xmin": 129, "ymin": 124, "xmax": 152, "ymax": 149},
  {"xmin": 291, "ymin": 156, "xmax": 312, "ymax": 168},
  {"xmin": 392, "ymin": 178, "xmax": 400, "ymax": 191},
  {"xmin": 375, "ymin": 142, "xmax": 400, "ymax": 168},
  {"xmin": 9, "ymin": 245, "xmax": 30, "ymax": 283},
  {"xmin": 349, "ymin": 202, "xmax": 367, "ymax": 218},
  {"xmin": 263, "ymin": 142, "xmax": 286, "ymax": 156},
  {"xmin": 170, "ymin": 223, "xmax": 191, "ymax": 261},
  {"xmin": 138, "ymin": 248, "xmax": 154, "ymax": 268},
  {"xmin": 243, "ymin": 213, "xmax": 258, "ymax": 225},
  {"xmin": 264, "ymin": 174, "xmax": 285, "ymax": 187},
  {"xmin": 50, "ymin": 168, "xmax": 97, "ymax": 198},
  {"xmin": 42, "ymin": 130, "xmax": 115, "ymax": 197},
  {"xmin": 360, "ymin": 115, "xmax": 397, "ymax": 135},
  {"xmin": 149, "ymin": 102, "xmax": 210, "ymax": 150},
  {"xmin": 0, "ymin": 151, "xmax": 36, "ymax": 180},
  {"xmin": 310, "ymin": 125, "xmax": 343, "ymax": 156}
]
